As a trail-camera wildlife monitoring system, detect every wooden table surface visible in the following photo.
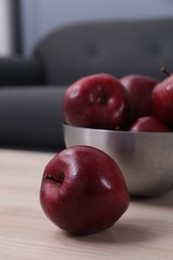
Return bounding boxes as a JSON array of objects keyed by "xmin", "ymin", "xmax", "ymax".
[{"xmin": 0, "ymin": 148, "xmax": 173, "ymax": 260}]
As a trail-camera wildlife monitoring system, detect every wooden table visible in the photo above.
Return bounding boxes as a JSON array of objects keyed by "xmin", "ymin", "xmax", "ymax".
[{"xmin": 0, "ymin": 148, "xmax": 173, "ymax": 260}]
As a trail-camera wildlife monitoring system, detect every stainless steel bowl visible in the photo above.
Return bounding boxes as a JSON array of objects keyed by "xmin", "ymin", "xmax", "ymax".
[{"xmin": 63, "ymin": 123, "xmax": 173, "ymax": 197}]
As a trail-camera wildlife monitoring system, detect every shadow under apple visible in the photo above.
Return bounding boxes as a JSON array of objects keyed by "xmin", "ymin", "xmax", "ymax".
[{"xmin": 55, "ymin": 218, "xmax": 157, "ymax": 245}]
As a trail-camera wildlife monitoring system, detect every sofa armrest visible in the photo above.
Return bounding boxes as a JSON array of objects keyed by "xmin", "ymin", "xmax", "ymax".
[
  {"xmin": 0, "ymin": 56, "xmax": 45, "ymax": 86},
  {"xmin": 0, "ymin": 86, "xmax": 67, "ymax": 149}
]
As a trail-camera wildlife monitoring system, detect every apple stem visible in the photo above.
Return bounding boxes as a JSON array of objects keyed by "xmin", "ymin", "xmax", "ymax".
[
  {"xmin": 45, "ymin": 174, "xmax": 64, "ymax": 187},
  {"xmin": 96, "ymin": 97, "xmax": 105, "ymax": 104},
  {"xmin": 45, "ymin": 174, "xmax": 55, "ymax": 181},
  {"xmin": 160, "ymin": 67, "xmax": 170, "ymax": 77}
]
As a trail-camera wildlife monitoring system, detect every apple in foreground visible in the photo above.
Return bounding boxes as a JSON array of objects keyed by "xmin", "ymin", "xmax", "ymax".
[
  {"xmin": 40, "ymin": 145, "xmax": 129, "ymax": 235},
  {"xmin": 129, "ymin": 116, "xmax": 171, "ymax": 132},
  {"xmin": 152, "ymin": 72, "xmax": 173, "ymax": 128},
  {"xmin": 120, "ymin": 74, "xmax": 158, "ymax": 119},
  {"xmin": 63, "ymin": 73, "xmax": 132, "ymax": 130}
]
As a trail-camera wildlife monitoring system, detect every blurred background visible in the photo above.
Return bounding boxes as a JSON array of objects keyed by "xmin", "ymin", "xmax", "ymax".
[{"xmin": 1, "ymin": 0, "xmax": 173, "ymax": 57}]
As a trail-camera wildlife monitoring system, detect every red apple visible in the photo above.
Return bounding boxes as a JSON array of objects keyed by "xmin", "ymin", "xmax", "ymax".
[
  {"xmin": 120, "ymin": 74, "xmax": 158, "ymax": 119},
  {"xmin": 129, "ymin": 116, "xmax": 171, "ymax": 132},
  {"xmin": 63, "ymin": 73, "xmax": 132, "ymax": 130},
  {"xmin": 152, "ymin": 73, "xmax": 173, "ymax": 128},
  {"xmin": 40, "ymin": 145, "xmax": 129, "ymax": 235}
]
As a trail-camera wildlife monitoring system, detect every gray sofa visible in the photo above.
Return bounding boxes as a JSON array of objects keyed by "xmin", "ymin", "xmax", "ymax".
[{"xmin": 0, "ymin": 17, "xmax": 173, "ymax": 150}]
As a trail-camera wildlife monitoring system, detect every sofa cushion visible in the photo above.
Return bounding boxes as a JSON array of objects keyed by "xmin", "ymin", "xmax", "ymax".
[
  {"xmin": 0, "ymin": 57, "xmax": 44, "ymax": 86},
  {"xmin": 0, "ymin": 86, "xmax": 67, "ymax": 148},
  {"xmin": 34, "ymin": 18, "xmax": 173, "ymax": 85}
]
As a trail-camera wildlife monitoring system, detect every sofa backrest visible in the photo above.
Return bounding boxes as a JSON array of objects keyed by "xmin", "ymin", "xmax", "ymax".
[{"xmin": 34, "ymin": 17, "xmax": 173, "ymax": 85}]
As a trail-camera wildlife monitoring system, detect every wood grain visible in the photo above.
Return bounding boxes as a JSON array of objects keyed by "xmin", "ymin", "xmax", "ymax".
[{"xmin": 0, "ymin": 148, "xmax": 173, "ymax": 260}]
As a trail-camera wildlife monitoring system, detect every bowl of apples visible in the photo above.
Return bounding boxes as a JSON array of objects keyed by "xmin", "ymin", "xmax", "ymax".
[{"xmin": 63, "ymin": 72, "xmax": 173, "ymax": 197}]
